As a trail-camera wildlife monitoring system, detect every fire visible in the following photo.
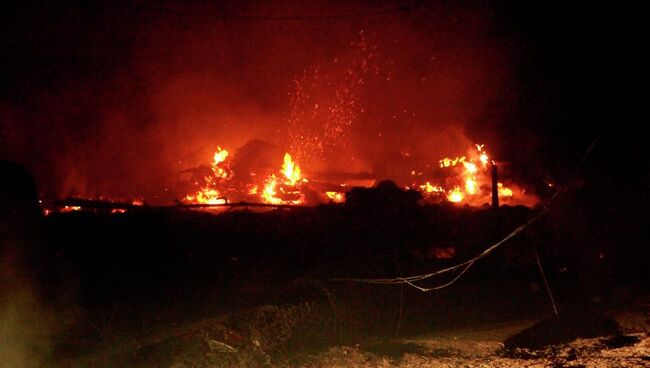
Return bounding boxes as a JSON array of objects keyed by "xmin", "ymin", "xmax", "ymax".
[
  {"xmin": 213, "ymin": 147, "xmax": 229, "ymax": 165},
  {"xmin": 60, "ymin": 206, "xmax": 81, "ymax": 213},
  {"xmin": 177, "ymin": 143, "xmax": 535, "ymax": 209},
  {"xmin": 447, "ymin": 188, "xmax": 464, "ymax": 203},
  {"xmin": 185, "ymin": 188, "xmax": 226, "ymax": 205},
  {"xmin": 439, "ymin": 156, "xmax": 465, "ymax": 168},
  {"xmin": 498, "ymin": 182, "xmax": 513, "ymax": 197},
  {"xmin": 325, "ymin": 191, "xmax": 345, "ymax": 203},
  {"xmin": 477, "ymin": 144, "xmax": 489, "ymax": 167},
  {"xmin": 261, "ymin": 153, "xmax": 306, "ymax": 205},
  {"xmin": 49, "ymin": 141, "xmax": 536, "ymax": 213},
  {"xmin": 262, "ymin": 175, "xmax": 281, "ymax": 204},
  {"xmin": 282, "ymin": 153, "xmax": 301, "ymax": 185},
  {"xmin": 415, "ymin": 144, "xmax": 528, "ymax": 206},
  {"xmin": 462, "ymin": 162, "xmax": 477, "ymax": 174},
  {"xmin": 465, "ymin": 178, "xmax": 477, "ymax": 194},
  {"xmin": 211, "ymin": 147, "xmax": 232, "ymax": 180},
  {"xmin": 420, "ymin": 182, "xmax": 444, "ymax": 194}
]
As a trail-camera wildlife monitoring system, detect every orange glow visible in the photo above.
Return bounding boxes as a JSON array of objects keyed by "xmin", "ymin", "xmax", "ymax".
[
  {"xmin": 325, "ymin": 191, "xmax": 345, "ymax": 202},
  {"xmin": 465, "ymin": 178, "xmax": 477, "ymax": 194},
  {"xmin": 412, "ymin": 143, "xmax": 536, "ymax": 206},
  {"xmin": 439, "ymin": 156, "xmax": 465, "ymax": 168},
  {"xmin": 462, "ymin": 161, "xmax": 477, "ymax": 174},
  {"xmin": 476, "ymin": 144, "xmax": 489, "ymax": 167},
  {"xmin": 262, "ymin": 175, "xmax": 280, "ymax": 204},
  {"xmin": 185, "ymin": 188, "xmax": 226, "ymax": 204},
  {"xmin": 498, "ymin": 182, "xmax": 513, "ymax": 197},
  {"xmin": 180, "ymin": 142, "xmax": 536, "ymax": 208},
  {"xmin": 260, "ymin": 153, "xmax": 306, "ymax": 205},
  {"xmin": 211, "ymin": 147, "xmax": 232, "ymax": 180},
  {"xmin": 447, "ymin": 188, "xmax": 464, "ymax": 203},
  {"xmin": 420, "ymin": 182, "xmax": 444, "ymax": 194},
  {"xmin": 282, "ymin": 152, "xmax": 301, "ymax": 185},
  {"xmin": 212, "ymin": 147, "xmax": 229, "ymax": 165},
  {"xmin": 60, "ymin": 206, "xmax": 81, "ymax": 213}
]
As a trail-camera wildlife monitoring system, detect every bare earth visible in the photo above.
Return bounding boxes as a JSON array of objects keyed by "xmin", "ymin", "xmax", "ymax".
[{"xmin": 299, "ymin": 307, "xmax": 650, "ymax": 368}]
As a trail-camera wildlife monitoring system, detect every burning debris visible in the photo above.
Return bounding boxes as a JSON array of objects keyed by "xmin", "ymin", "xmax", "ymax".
[
  {"xmin": 42, "ymin": 141, "xmax": 537, "ymax": 214},
  {"xmin": 179, "ymin": 142, "xmax": 538, "ymax": 208}
]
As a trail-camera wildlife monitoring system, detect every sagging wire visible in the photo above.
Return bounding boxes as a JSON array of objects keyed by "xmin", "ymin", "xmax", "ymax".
[{"xmin": 331, "ymin": 209, "xmax": 549, "ymax": 291}]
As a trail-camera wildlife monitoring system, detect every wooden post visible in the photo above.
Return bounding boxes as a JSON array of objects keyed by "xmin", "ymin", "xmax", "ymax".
[{"xmin": 491, "ymin": 162, "xmax": 499, "ymax": 210}]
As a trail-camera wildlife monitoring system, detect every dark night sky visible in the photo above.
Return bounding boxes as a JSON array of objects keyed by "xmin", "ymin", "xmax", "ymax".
[{"xmin": 1, "ymin": 1, "xmax": 648, "ymax": 205}]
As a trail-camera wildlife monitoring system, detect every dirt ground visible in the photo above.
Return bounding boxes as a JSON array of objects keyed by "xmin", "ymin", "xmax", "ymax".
[{"xmin": 296, "ymin": 304, "xmax": 650, "ymax": 368}]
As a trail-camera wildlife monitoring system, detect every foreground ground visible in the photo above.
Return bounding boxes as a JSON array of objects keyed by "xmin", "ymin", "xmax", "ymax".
[
  {"xmin": 297, "ymin": 306, "xmax": 649, "ymax": 368},
  {"xmin": 3, "ymin": 201, "xmax": 648, "ymax": 367},
  {"xmin": 89, "ymin": 284, "xmax": 647, "ymax": 368}
]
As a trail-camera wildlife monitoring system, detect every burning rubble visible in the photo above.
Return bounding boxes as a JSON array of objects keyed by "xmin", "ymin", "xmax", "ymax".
[
  {"xmin": 43, "ymin": 139, "xmax": 538, "ymax": 214},
  {"xmin": 180, "ymin": 141, "xmax": 538, "ymax": 208}
]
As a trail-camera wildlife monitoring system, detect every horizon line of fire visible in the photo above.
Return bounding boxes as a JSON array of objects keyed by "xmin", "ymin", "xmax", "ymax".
[
  {"xmin": 47, "ymin": 143, "xmax": 523, "ymax": 214},
  {"xmin": 184, "ymin": 144, "xmax": 515, "ymax": 206}
]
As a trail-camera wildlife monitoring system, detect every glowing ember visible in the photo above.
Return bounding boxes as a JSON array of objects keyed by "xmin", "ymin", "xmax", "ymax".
[
  {"xmin": 262, "ymin": 175, "xmax": 280, "ymax": 204},
  {"xmin": 420, "ymin": 182, "xmax": 444, "ymax": 194},
  {"xmin": 185, "ymin": 188, "xmax": 226, "ymax": 205},
  {"xmin": 447, "ymin": 188, "xmax": 464, "ymax": 203},
  {"xmin": 498, "ymin": 183, "xmax": 513, "ymax": 197},
  {"xmin": 325, "ymin": 191, "xmax": 345, "ymax": 203},
  {"xmin": 439, "ymin": 156, "xmax": 465, "ymax": 168},
  {"xmin": 60, "ymin": 206, "xmax": 81, "ymax": 213}
]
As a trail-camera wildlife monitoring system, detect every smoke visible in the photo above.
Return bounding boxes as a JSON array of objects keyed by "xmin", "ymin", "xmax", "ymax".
[
  {"xmin": 0, "ymin": 1, "xmax": 515, "ymax": 202},
  {"xmin": 0, "ymin": 281, "xmax": 55, "ymax": 368}
]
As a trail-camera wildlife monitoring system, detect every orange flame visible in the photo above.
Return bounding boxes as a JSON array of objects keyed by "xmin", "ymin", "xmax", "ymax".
[
  {"xmin": 417, "ymin": 144, "xmax": 528, "ymax": 206},
  {"xmin": 211, "ymin": 147, "xmax": 232, "ymax": 180},
  {"xmin": 282, "ymin": 152, "xmax": 301, "ymax": 185},
  {"xmin": 60, "ymin": 206, "xmax": 81, "ymax": 213},
  {"xmin": 325, "ymin": 191, "xmax": 345, "ymax": 203},
  {"xmin": 420, "ymin": 182, "xmax": 444, "ymax": 194},
  {"xmin": 260, "ymin": 153, "xmax": 306, "ymax": 205},
  {"xmin": 180, "ymin": 143, "xmax": 536, "ymax": 208},
  {"xmin": 185, "ymin": 188, "xmax": 226, "ymax": 205},
  {"xmin": 447, "ymin": 188, "xmax": 464, "ymax": 203},
  {"xmin": 498, "ymin": 182, "xmax": 513, "ymax": 197}
]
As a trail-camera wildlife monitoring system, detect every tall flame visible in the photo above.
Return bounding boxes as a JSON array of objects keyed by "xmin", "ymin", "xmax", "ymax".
[
  {"xmin": 260, "ymin": 153, "xmax": 306, "ymax": 205},
  {"xmin": 282, "ymin": 153, "xmax": 301, "ymax": 185},
  {"xmin": 211, "ymin": 147, "xmax": 232, "ymax": 179}
]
